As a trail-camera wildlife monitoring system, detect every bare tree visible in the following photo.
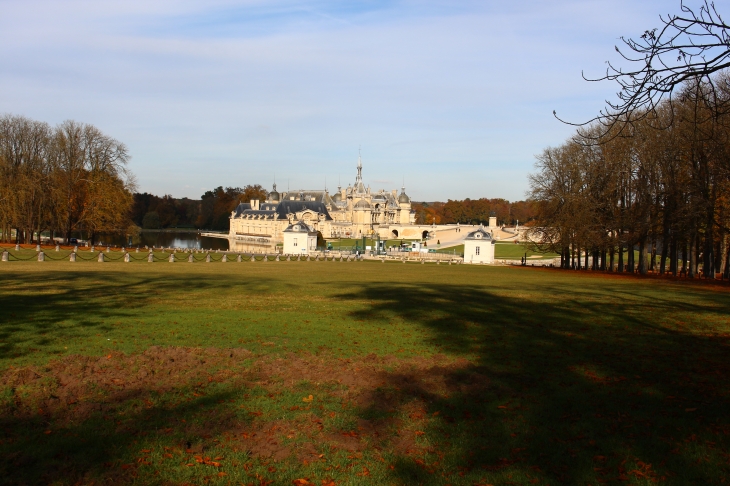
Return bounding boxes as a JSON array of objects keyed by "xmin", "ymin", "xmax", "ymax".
[{"xmin": 556, "ymin": 1, "xmax": 730, "ymax": 133}]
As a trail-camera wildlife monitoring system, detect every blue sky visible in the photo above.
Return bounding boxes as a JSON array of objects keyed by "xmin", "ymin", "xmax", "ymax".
[{"xmin": 1, "ymin": 0, "xmax": 680, "ymax": 201}]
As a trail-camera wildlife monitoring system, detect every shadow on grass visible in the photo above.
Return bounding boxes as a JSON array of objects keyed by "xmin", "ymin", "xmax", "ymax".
[
  {"xmin": 0, "ymin": 389, "xmax": 240, "ymax": 484},
  {"xmin": 337, "ymin": 282, "xmax": 730, "ymax": 484},
  {"xmin": 0, "ymin": 270, "xmax": 274, "ymax": 362}
]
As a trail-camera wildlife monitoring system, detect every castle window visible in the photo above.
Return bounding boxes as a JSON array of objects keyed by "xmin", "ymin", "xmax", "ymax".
[
  {"xmin": 475, "ymin": 246, "xmax": 480, "ymax": 255},
  {"xmin": 293, "ymin": 238, "xmax": 298, "ymax": 247}
]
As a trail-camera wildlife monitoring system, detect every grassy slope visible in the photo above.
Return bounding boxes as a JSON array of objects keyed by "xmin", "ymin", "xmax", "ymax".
[
  {"xmin": 1, "ymin": 259, "xmax": 730, "ymax": 485},
  {"xmin": 434, "ymin": 243, "xmax": 559, "ymax": 259}
]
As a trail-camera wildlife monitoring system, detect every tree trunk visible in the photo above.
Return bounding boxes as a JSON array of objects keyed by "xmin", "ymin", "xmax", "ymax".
[
  {"xmin": 627, "ymin": 242, "xmax": 635, "ymax": 273},
  {"xmin": 650, "ymin": 239, "xmax": 657, "ymax": 272},
  {"xmin": 618, "ymin": 241, "xmax": 624, "ymax": 272},
  {"xmin": 689, "ymin": 232, "xmax": 697, "ymax": 278},
  {"xmin": 720, "ymin": 232, "xmax": 728, "ymax": 278},
  {"xmin": 704, "ymin": 207, "xmax": 715, "ymax": 279},
  {"xmin": 669, "ymin": 236, "xmax": 677, "ymax": 275},
  {"xmin": 609, "ymin": 247, "xmax": 615, "ymax": 272},
  {"xmin": 638, "ymin": 237, "xmax": 648, "ymax": 275}
]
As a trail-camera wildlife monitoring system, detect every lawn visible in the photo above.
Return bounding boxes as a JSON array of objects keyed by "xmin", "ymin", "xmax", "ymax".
[
  {"xmin": 1, "ymin": 256, "xmax": 730, "ymax": 485},
  {"xmin": 434, "ymin": 243, "xmax": 559, "ymax": 260}
]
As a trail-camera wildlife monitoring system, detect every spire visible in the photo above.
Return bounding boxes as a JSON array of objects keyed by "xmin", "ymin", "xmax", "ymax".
[{"xmin": 356, "ymin": 150, "xmax": 363, "ymax": 184}]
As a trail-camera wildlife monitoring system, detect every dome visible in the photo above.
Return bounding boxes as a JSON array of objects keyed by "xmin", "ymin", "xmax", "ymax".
[
  {"xmin": 354, "ymin": 199, "xmax": 371, "ymax": 209},
  {"xmin": 398, "ymin": 188, "xmax": 410, "ymax": 204},
  {"xmin": 333, "ymin": 191, "xmax": 342, "ymax": 202}
]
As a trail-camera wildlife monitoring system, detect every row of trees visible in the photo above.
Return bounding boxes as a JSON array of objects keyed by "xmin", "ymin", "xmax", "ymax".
[
  {"xmin": 130, "ymin": 185, "xmax": 268, "ymax": 231},
  {"xmin": 529, "ymin": 75, "xmax": 730, "ymax": 277},
  {"xmin": 412, "ymin": 199, "xmax": 537, "ymax": 226},
  {"xmin": 0, "ymin": 115, "xmax": 135, "ymax": 244},
  {"xmin": 131, "ymin": 193, "xmax": 201, "ymax": 229}
]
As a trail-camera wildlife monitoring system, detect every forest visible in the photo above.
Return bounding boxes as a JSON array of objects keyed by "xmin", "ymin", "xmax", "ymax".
[
  {"xmin": 130, "ymin": 185, "xmax": 267, "ymax": 232},
  {"xmin": 529, "ymin": 2, "xmax": 730, "ymax": 279},
  {"xmin": 0, "ymin": 115, "xmax": 135, "ymax": 244},
  {"xmin": 412, "ymin": 199, "xmax": 536, "ymax": 226}
]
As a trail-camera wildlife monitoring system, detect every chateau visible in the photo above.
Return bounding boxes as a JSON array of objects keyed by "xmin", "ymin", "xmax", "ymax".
[{"xmin": 229, "ymin": 156, "xmax": 416, "ymax": 243}]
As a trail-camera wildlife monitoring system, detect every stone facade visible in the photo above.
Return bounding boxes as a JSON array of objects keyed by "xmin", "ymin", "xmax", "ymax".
[{"xmin": 229, "ymin": 156, "xmax": 416, "ymax": 243}]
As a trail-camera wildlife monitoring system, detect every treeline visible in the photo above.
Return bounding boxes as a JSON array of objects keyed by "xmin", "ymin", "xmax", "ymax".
[
  {"xmin": 0, "ymin": 115, "xmax": 135, "ymax": 244},
  {"xmin": 131, "ymin": 185, "xmax": 267, "ymax": 231},
  {"xmin": 529, "ymin": 74, "xmax": 730, "ymax": 278},
  {"xmin": 412, "ymin": 199, "xmax": 537, "ymax": 226}
]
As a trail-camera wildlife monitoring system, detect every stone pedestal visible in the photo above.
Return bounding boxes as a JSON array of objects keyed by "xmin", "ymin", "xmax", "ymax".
[
  {"xmin": 38, "ymin": 251, "xmax": 45, "ymax": 262},
  {"xmin": 55, "ymin": 245, "xmax": 60, "ymax": 251},
  {"xmin": 206, "ymin": 253, "xmax": 211, "ymax": 262},
  {"xmin": 124, "ymin": 253, "xmax": 130, "ymax": 262},
  {"xmin": 148, "ymin": 253, "xmax": 153, "ymax": 263},
  {"xmin": 188, "ymin": 254, "xmax": 194, "ymax": 263},
  {"xmin": 237, "ymin": 254, "xmax": 242, "ymax": 262},
  {"xmin": 2, "ymin": 251, "xmax": 8, "ymax": 262},
  {"xmin": 97, "ymin": 253, "xmax": 104, "ymax": 262},
  {"xmin": 222, "ymin": 254, "xmax": 227, "ymax": 262},
  {"xmin": 69, "ymin": 253, "xmax": 76, "ymax": 262},
  {"xmin": 169, "ymin": 253, "xmax": 175, "ymax": 262}
]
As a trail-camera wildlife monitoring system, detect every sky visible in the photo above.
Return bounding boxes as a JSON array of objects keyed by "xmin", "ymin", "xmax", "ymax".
[{"xmin": 1, "ymin": 0, "xmax": 682, "ymax": 201}]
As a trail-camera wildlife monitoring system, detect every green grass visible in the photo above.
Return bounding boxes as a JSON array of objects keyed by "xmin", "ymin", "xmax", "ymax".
[
  {"xmin": 434, "ymin": 243, "xmax": 559, "ymax": 259},
  {"xmin": 325, "ymin": 238, "xmax": 414, "ymax": 250},
  {"xmin": 1, "ymin": 257, "xmax": 730, "ymax": 485}
]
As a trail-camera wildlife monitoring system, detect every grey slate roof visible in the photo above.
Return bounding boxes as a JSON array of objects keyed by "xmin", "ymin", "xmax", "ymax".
[
  {"xmin": 465, "ymin": 227, "xmax": 493, "ymax": 240},
  {"xmin": 233, "ymin": 200, "xmax": 333, "ymax": 220}
]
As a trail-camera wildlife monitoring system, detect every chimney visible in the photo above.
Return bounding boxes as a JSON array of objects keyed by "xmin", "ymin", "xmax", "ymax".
[{"xmin": 251, "ymin": 199, "xmax": 260, "ymax": 210}]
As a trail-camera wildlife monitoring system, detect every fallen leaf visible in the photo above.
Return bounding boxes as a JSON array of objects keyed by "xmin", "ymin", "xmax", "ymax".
[
  {"xmin": 302, "ymin": 395, "xmax": 314, "ymax": 403},
  {"xmin": 292, "ymin": 479, "xmax": 310, "ymax": 485}
]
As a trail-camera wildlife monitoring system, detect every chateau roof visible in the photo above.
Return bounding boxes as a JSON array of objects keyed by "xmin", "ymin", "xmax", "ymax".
[
  {"xmin": 464, "ymin": 227, "xmax": 493, "ymax": 240},
  {"xmin": 233, "ymin": 200, "xmax": 333, "ymax": 220},
  {"xmin": 283, "ymin": 221, "xmax": 315, "ymax": 233}
]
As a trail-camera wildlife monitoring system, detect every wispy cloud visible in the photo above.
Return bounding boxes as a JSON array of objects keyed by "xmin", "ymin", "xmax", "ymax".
[{"xmin": 0, "ymin": 0, "xmax": 674, "ymax": 200}]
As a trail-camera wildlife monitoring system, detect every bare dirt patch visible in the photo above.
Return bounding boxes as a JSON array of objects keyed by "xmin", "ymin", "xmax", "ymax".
[{"xmin": 0, "ymin": 346, "xmax": 488, "ymax": 483}]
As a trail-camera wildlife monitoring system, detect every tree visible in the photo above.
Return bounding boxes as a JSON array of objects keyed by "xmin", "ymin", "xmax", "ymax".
[
  {"xmin": 0, "ymin": 115, "xmax": 136, "ymax": 244},
  {"xmin": 557, "ymin": 1, "xmax": 730, "ymax": 134}
]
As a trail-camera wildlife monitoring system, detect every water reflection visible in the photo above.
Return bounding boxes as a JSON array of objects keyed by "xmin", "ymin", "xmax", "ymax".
[
  {"xmin": 100, "ymin": 231, "xmax": 230, "ymax": 251},
  {"xmin": 104, "ymin": 231, "xmax": 281, "ymax": 253}
]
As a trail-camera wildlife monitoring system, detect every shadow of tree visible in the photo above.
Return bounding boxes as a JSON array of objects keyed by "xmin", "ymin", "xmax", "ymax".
[
  {"xmin": 0, "ymin": 270, "xmax": 276, "ymax": 361},
  {"xmin": 336, "ymin": 282, "xmax": 730, "ymax": 484}
]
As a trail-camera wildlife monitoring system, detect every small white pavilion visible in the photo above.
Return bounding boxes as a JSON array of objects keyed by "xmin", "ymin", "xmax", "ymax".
[
  {"xmin": 282, "ymin": 221, "xmax": 317, "ymax": 255},
  {"xmin": 463, "ymin": 226, "xmax": 495, "ymax": 264}
]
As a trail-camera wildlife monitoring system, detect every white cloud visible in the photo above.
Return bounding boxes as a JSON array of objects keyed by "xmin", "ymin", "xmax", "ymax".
[{"xmin": 0, "ymin": 0, "xmax": 678, "ymax": 200}]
